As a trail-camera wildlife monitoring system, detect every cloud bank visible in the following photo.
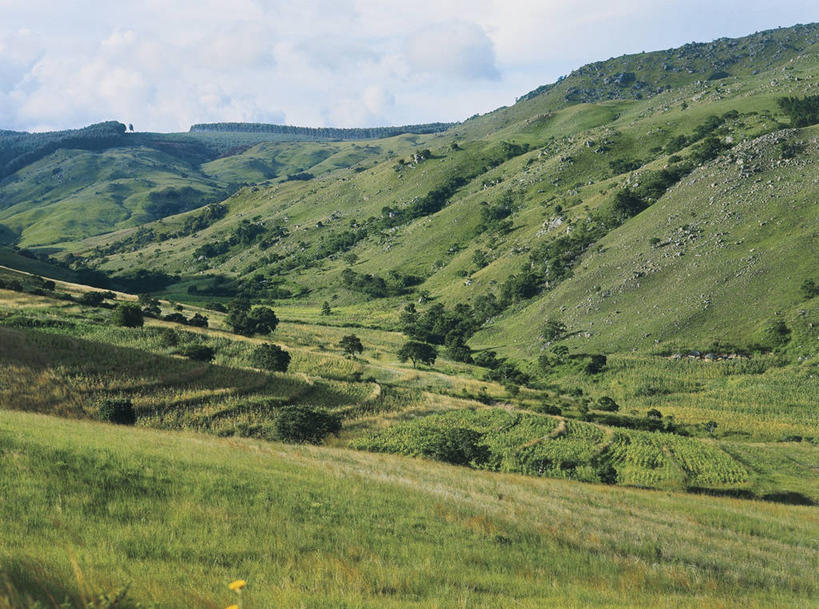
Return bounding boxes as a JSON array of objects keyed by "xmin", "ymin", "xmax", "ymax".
[{"xmin": 0, "ymin": 0, "xmax": 815, "ymax": 131}]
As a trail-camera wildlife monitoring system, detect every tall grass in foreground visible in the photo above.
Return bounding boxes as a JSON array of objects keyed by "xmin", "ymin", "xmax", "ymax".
[{"xmin": 1, "ymin": 411, "xmax": 817, "ymax": 609}]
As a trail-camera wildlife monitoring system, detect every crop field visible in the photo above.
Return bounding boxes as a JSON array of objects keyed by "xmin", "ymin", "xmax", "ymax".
[{"xmin": 1, "ymin": 279, "xmax": 817, "ymax": 504}]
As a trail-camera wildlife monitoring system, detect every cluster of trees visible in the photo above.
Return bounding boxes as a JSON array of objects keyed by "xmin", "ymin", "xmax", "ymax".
[
  {"xmin": 163, "ymin": 311, "xmax": 209, "ymax": 327},
  {"xmin": 193, "ymin": 219, "xmax": 268, "ymax": 259},
  {"xmin": 225, "ymin": 300, "xmax": 279, "ymax": 336},
  {"xmin": 778, "ymin": 95, "xmax": 819, "ymax": 127},
  {"xmin": 341, "ymin": 269, "xmax": 422, "ymax": 298},
  {"xmin": 116, "ymin": 270, "xmax": 178, "ymax": 293},
  {"xmin": 0, "ymin": 121, "xmax": 127, "ymax": 180},
  {"xmin": 189, "ymin": 122, "xmax": 455, "ymax": 140},
  {"xmin": 187, "ymin": 274, "xmax": 292, "ymax": 300},
  {"xmin": 143, "ymin": 186, "xmax": 221, "ymax": 221},
  {"xmin": 95, "ymin": 204, "xmax": 229, "ymax": 258},
  {"xmin": 477, "ymin": 194, "xmax": 516, "ymax": 234},
  {"xmin": 663, "ymin": 112, "xmax": 735, "ymax": 155},
  {"xmin": 399, "ymin": 302, "xmax": 478, "ymax": 363}
]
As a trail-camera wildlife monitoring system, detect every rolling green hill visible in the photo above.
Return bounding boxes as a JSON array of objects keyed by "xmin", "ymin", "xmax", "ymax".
[
  {"xmin": 2, "ymin": 20, "xmax": 819, "ymax": 602},
  {"xmin": 19, "ymin": 23, "xmax": 810, "ymax": 364}
]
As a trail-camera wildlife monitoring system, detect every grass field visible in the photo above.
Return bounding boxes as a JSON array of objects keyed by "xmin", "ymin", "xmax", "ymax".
[
  {"xmin": 1, "ymin": 24, "xmax": 818, "ymax": 609},
  {"xmin": 1, "ymin": 278, "xmax": 816, "ymax": 505},
  {"xmin": 1, "ymin": 410, "xmax": 817, "ymax": 609}
]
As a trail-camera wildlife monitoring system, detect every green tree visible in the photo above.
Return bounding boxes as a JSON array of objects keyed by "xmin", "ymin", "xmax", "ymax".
[
  {"xmin": 79, "ymin": 291, "xmax": 106, "ymax": 306},
  {"xmin": 596, "ymin": 396, "xmax": 619, "ymax": 412},
  {"xmin": 97, "ymin": 398, "xmax": 136, "ymax": 425},
  {"xmin": 112, "ymin": 303, "xmax": 144, "ymax": 328},
  {"xmin": 275, "ymin": 405, "xmax": 341, "ymax": 444},
  {"xmin": 250, "ymin": 343, "xmax": 290, "ymax": 372},
  {"xmin": 321, "ymin": 301, "xmax": 332, "ymax": 316},
  {"xmin": 543, "ymin": 318, "xmax": 568, "ymax": 341},
  {"xmin": 188, "ymin": 313, "xmax": 209, "ymax": 327},
  {"xmin": 397, "ymin": 341, "xmax": 437, "ymax": 368},
  {"xmin": 800, "ymin": 279, "xmax": 819, "ymax": 299},
  {"xmin": 227, "ymin": 300, "xmax": 279, "ymax": 336},
  {"xmin": 178, "ymin": 345, "xmax": 215, "ymax": 362},
  {"xmin": 338, "ymin": 334, "xmax": 364, "ymax": 358}
]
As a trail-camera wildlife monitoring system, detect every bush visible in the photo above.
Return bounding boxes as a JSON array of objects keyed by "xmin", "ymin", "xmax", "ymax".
[
  {"xmin": 535, "ymin": 404, "xmax": 562, "ymax": 416},
  {"xmin": 801, "ymin": 279, "xmax": 818, "ymax": 299},
  {"xmin": 97, "ymin": 398, "xmax": 136, "ymax": 425},
  {"xmin": 178, "ymin": 344, "xmax": 215, "ymax": 362},
  {"xmin": 584, "ymin": 354, "xmax": 607, "ymax": 374},
  {"xmin": 250, "ymin": 343, "xmax": 291, "ymax": 372},
  {"xmin": 596, "ymin": 396, "xmax": 619, "ymax": 412},
  {"xmin": 163, "ymin": 312, "xmax": 188, "ymax": 324},
  {"xmin": 473, "ymin": 350, "xmax": 502, "ymax": 369},
  {"xmin": 112, "ymin": 303, "xmax": 144, "ymax": 327},
  {"xmin": 275, "ymin": 405, "xmax": 341, "ymax": 444},
  {"xmin": 188, "ymin": 313, "xmax": 209, "ymax": 327},
  {"xmin": 427, "ymin": 427, "xmax": 489, "ymax": 466},
  {"xmin": 542, "ymin": 318, "xmax": 567, "ymax": 341},
  {"xmin": 79, "ymin": 292, "xmax": 106, "ymax": 306}
]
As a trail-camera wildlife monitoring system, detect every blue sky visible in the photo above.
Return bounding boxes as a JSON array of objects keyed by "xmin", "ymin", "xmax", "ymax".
[{"xmin": 0, "ymin": 0, "xmax": 816, "ymax": 132}]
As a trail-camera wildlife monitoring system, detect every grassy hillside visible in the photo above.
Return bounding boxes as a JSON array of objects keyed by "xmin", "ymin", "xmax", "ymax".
[
  {"xmin": 1, "ymin": 271, "xmax": 816, "ymax": 499},
  {"xmin": 2, "ymin": 410, "xmax": 817, "ymax": 609},
  {"xmin": 27, "ymin": 23, "xmax": 811, "ymax": 362},
  {"xmin": 1, "ymin": 24, "xmax": 818, "ymax": 608}
]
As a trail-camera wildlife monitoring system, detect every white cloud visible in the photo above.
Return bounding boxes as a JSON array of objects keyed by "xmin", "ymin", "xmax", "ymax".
[
  {"xmin": 405, "ymin": 21, "xmax": 499, "ymax": 80},
  {"xmin": 0, "ymin": 0, "xmax": 814, "ymax": 131}
]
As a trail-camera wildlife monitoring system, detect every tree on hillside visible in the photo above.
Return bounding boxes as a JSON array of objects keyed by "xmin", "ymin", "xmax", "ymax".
[
  {"xmin": 542, "ymin": 318, "xmax": 568, "ymax": 342},
  {"xmin": 321, "ymin": 301, "xmax": 332, "ymax": 316},
  {"xmin": 112, "ymin": 303, "xmax": 144, "ymax": 328},
  {"xmin": 397, "ymin": 341, "xmax": 437, "ymax": 368},
  {"xmin": 251, "ymin": 343, "xmax": 291, "ymax": 372},
  {"xmin": 275, "ymin": 405, "xmax": 341, "ymax": 444},
  {"xmin": 79, "ymin": 291, "xmax": 106, "ymax": 306},
  {"xmin": 339, "ymin": 334, "xmax": 364, "ymax": 358},
  {"xmin": 226, "ymin": 300, "xmax": 278, "ymax": 336}
]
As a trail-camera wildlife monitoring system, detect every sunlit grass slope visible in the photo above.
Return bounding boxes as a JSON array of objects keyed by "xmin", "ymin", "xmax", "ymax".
[{"xmin": 1, "ymin": 410, "xmax": 817, "ymax": 609}]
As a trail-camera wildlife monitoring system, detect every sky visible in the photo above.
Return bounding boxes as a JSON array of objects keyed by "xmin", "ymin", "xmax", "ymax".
[{"xmin": 0, "ymin": 0, "xmax": 816, "ymax": 132}]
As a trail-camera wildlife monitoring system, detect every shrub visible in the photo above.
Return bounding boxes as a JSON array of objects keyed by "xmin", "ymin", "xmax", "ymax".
[
  {"xmin": 801, "ymin": 279, "xmax": 818, "ymax": 299},
  {"xmin": 188, "ymin": 313, "xmax": 209, "ymax": 327},
  {"xmin": 275, "ymin": 405, "xmax": 341, "ymax": 444},
  {"xmin": 79, "ymin": 292, "xmax": 106, "ymax": 306},
  {"xmin": 112, "ymin": 303, "xmax": 144, "ymax": 327},
  {"xmin": 163, "ymin": 312, "xmax": 188, "ymax": 324},
  {"xmin": 427, "ymin": 427, "xmax": 489, "ymax": 466},
  {"xmin": 542, "ymin": 318, "xmax": 567, "ymax": 341},
  {"xmin": 596, "ymin": 396, "xmax": 619, "ymax": 412},
  {"xmin": 97, "ymin": 398, "xmax": 136, "ymax": 425},
  {"xmin": 584, "ymin": 354, "xmax": 607, "ymax": 374},
  {"xmin": 178, "ymin": 344, "xmax": 215, "ymax": 362},
  {"xmin": 250, "ymin": 343, "xmax": 291, "ymax": 372},
  {"xmin": 473, "ymin": 350, "xmax": 502, "ymax": 369}
]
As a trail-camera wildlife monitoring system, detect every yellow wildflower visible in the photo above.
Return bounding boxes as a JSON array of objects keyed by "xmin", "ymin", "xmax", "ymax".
[
  {"xmin": 225, "ymin": 605, "xmax": 239, "ymax": 609},
  {"xmin": 228, "ymin": 580, "xmax": 246, "ymax": 591}
]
